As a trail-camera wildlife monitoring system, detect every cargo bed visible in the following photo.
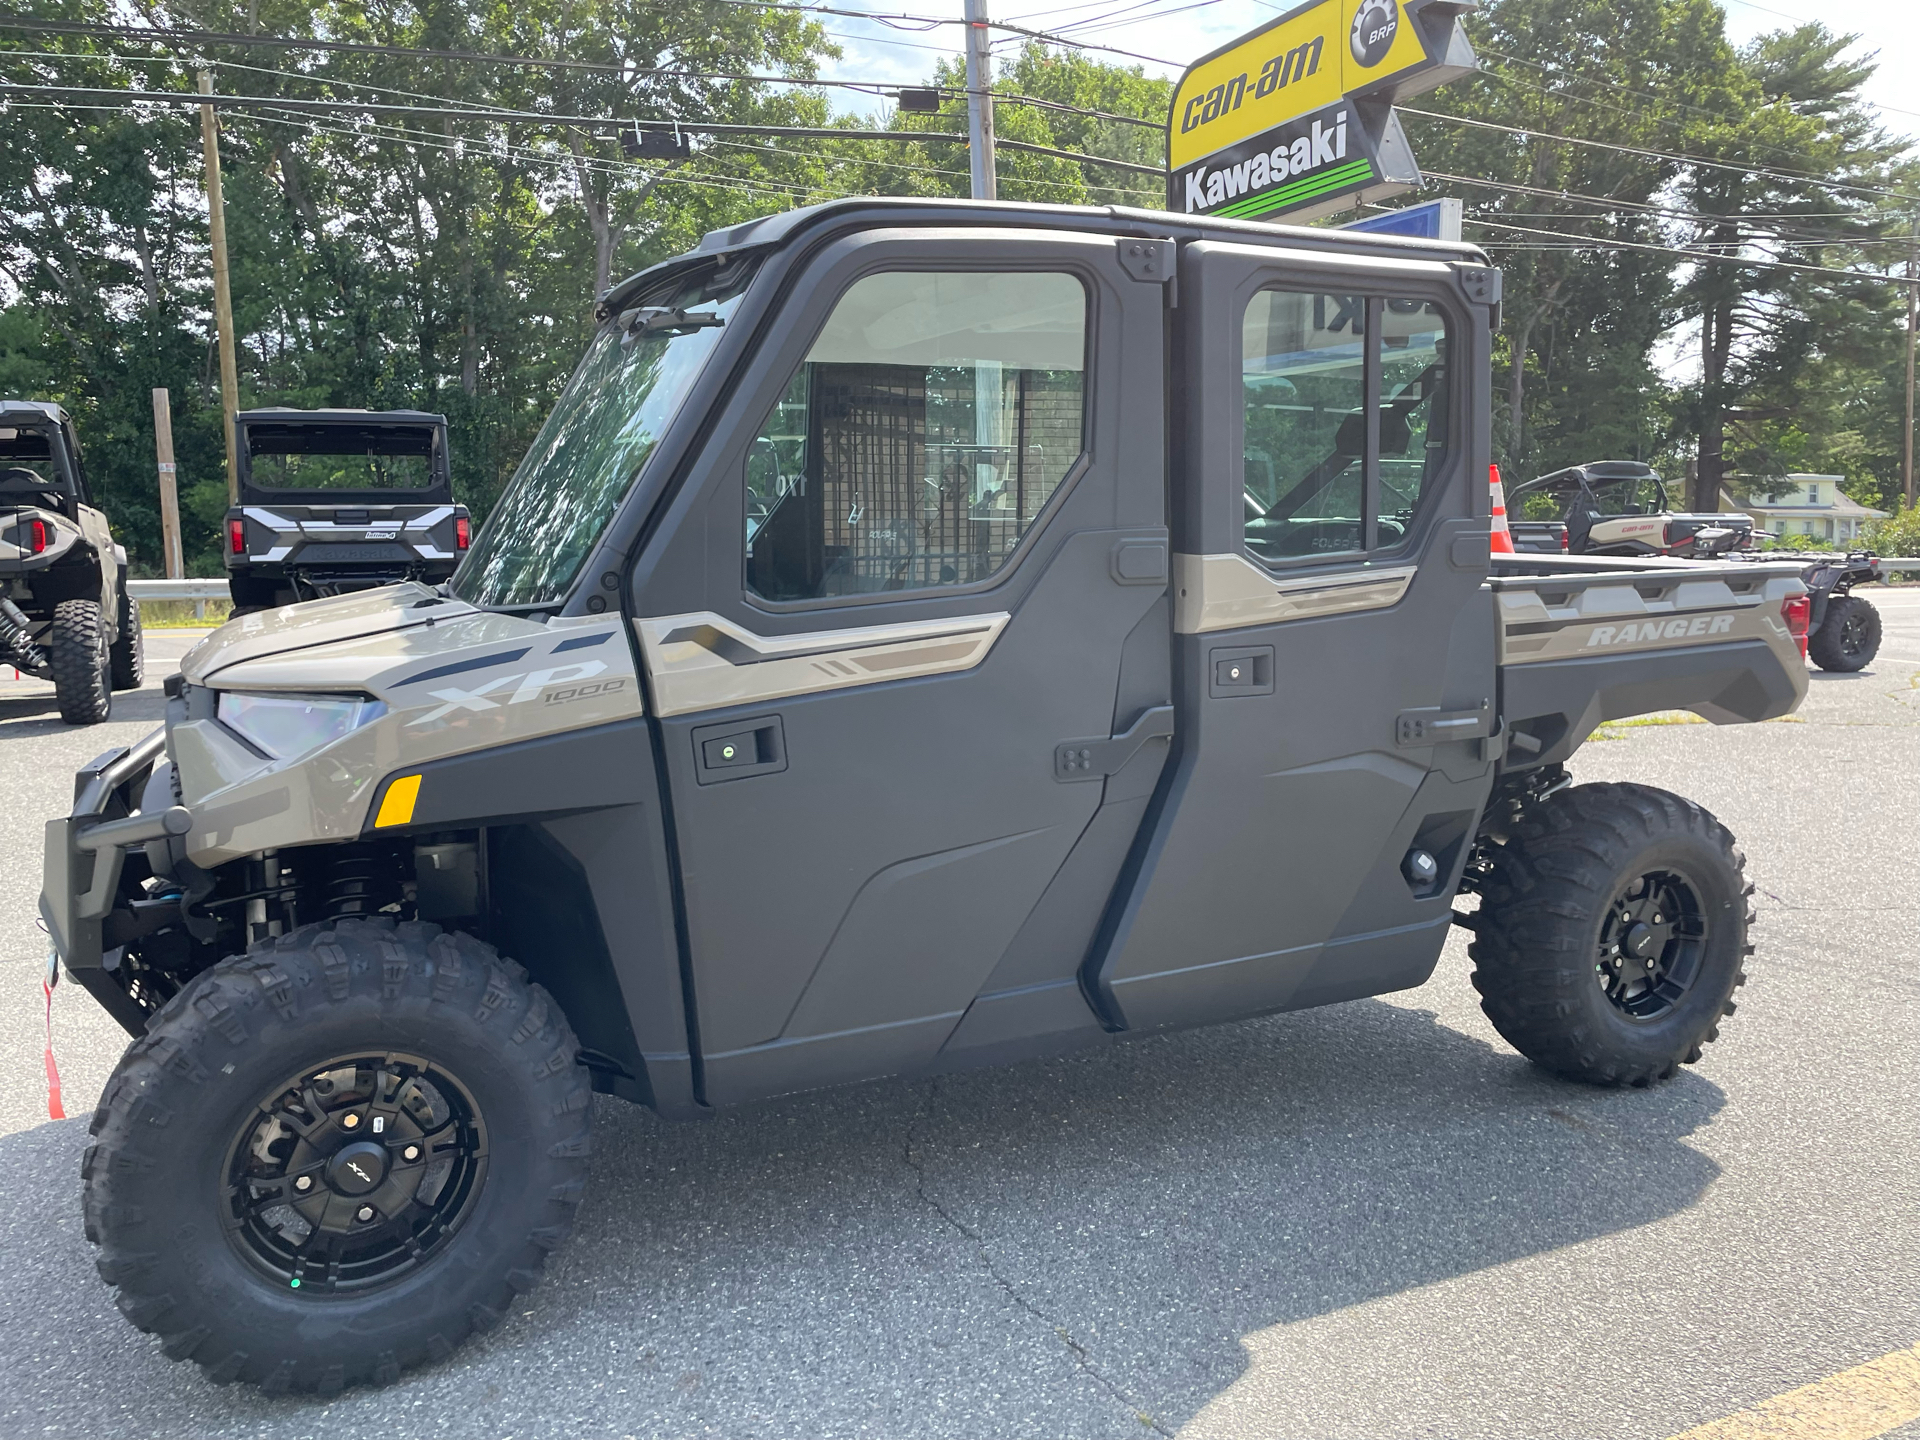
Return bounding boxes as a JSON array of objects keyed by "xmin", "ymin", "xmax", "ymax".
[{"xmin": 1489, "ymin": 553, "xmax": 1809, "ymax": 767}]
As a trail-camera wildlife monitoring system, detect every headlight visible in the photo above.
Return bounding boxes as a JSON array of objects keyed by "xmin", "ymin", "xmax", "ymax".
[{"xmin": 215, "ymin": 691, "xmax": 386, "ymax": 759}]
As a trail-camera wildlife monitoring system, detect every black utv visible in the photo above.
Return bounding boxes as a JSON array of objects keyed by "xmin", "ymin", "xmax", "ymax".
[
  {"xmin": 225, "ymin": 409, "xmax": 471, "ymax": 614},
  {"xmin": 0, "ymin": 400, "xmax": 142, "ymax": 722}
]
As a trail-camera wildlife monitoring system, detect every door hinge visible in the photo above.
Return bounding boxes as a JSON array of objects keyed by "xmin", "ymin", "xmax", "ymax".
[
  {"xmin": 1116, "ymin": 238, "xmax": 1177, "ymax": 305},
  {"xmin": 1056, "ymin": 705, "xmax": 1175, "ymax": 781}
]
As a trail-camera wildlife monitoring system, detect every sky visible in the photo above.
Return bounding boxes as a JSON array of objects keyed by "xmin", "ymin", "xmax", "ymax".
[{"xmin": 812, "ymin": 0, "xmax": 1920, "ymax": 143}]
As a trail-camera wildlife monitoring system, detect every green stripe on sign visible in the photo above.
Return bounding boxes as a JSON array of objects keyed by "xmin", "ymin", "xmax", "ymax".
[{"xmin": 1215, "ymin": 160, "xmax": 1376, "ymax": 220}]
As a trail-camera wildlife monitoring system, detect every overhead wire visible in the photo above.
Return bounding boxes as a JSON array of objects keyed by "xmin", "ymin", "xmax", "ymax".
[
  {"xmin": 1400, "ymin": 106, "xmax": 1919, "ymax": 203},
  {"xmin": 0, "ymin": 18, "xmax": 1168, "ymax": 129},
  {"xmin": 0, "ymin": 81, "xmax": 1169, "ymax": 174},
  {"xmin": 1462, "ymin": 216, "xmax": 1903, "ymax": 281},
  {"xmin": 1423, "ymin": 170, "xmax": 1902, "ymax": 246}
]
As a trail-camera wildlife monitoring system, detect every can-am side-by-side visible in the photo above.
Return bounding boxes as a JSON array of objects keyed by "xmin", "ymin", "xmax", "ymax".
[
  {"xmin": 1, "ymin": 400, "xmax": 143, "ymax": 723},
  {"xmin": 45, "ymin": 200, "xmax": 1809, "ymax": 1395}
]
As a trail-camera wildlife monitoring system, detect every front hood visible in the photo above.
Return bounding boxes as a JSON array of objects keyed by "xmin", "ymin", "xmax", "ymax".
[
  {"xmin": 181, "ymin": 583, "xmax": 463, "ymax": 684},
  {"xmin": 167, "ymin": 598, "xmax": 645, "ymax": 867}
]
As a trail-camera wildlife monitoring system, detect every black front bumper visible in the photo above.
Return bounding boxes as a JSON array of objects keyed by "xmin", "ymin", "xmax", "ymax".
[{"xmin": 41, "ymin": 728, "xmax": 189, "ymax": 1035}]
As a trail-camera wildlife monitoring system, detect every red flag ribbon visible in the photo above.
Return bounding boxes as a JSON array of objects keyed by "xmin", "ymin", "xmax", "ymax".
[{"xmin": 42, "ymin": 979, "xmax": 65, "ymax": 1121}]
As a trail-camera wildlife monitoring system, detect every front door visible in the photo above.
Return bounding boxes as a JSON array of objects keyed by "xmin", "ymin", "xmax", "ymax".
[
  {"xmin": 1087, "ymin": 238, "xmax": 1500, "ymax": 1032},
  {"xmin": 629, "ymin": 230, "xmax": 1171, "ymax": 1104}
]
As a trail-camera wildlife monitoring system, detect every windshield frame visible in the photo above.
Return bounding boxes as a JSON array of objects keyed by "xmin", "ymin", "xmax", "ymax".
[{"xmin": 451, "ymin": 255, "xmax": 759, "ymax": 612}]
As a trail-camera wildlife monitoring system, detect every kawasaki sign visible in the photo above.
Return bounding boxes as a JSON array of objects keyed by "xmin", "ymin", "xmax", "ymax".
[{"xmin": 1166, "ymin": 0, "xmax": 1478, "ymax": 223}]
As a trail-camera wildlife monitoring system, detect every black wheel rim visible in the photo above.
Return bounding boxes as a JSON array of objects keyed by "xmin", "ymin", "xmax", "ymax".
[
  {"xmin": 222, "ymin": 1053, "xmax": 488, "ymax": 1294},
  {"xmin": 1594, "ymin": 869, "xmax": 1708, "ymax": 1021},
  {"xmin": 1839, "ymin": 610, "xmax": 1869, "ymax": 657}
]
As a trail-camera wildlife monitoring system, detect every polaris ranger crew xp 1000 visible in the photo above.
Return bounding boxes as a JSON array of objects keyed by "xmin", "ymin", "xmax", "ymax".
[
  {"xmin": 1, "ymin": 400, "xmax": 142, "ymax": 723},
  {"xmin": 46, "ymin": 200, "xmax": 1812, "ymax": 1394},
  {"xmin": 224, "ymin": 408, "xmax": 471, "ymax": 614}
]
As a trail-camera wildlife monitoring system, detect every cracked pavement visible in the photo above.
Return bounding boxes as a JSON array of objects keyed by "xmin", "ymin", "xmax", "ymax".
[{"xmin": 0, "ymin": 588, "xmax": 1914, "ymax": 1439}]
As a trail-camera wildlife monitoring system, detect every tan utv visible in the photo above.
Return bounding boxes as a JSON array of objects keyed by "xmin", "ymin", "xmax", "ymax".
[
  {"xmin": 0, "ymin": 400, "xmax": 143, "ymax": 722},
  {"xmin": 42, "ymin": 199, "xmax": 1813, "ymax": 1395}
]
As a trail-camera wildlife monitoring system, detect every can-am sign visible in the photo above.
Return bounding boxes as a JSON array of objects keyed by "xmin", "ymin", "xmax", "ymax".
[{"xmin": 1166, "ymin": 0, "xmax": 1478, "ymax": 223}]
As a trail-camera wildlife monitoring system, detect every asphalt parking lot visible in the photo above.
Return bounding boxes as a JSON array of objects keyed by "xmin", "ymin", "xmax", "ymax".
[{"xmin": 0, "ymin": 591, "xmax": 1914, "ymax": 1440}]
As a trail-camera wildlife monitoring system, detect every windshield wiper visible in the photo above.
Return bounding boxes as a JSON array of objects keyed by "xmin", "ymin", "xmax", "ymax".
[{"xmin": 622, "ymin": 306, "xmax": 725, "ymax": 338}]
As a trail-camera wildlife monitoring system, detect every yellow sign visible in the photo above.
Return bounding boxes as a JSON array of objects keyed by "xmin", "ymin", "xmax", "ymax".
[
  {"xmin": 1170, "ymin": 0, "xmax": 1438, "ymax": 170},
  {"xmin": 1166, "ymin": 0, "xmax": 1477, "ymax": 220}
]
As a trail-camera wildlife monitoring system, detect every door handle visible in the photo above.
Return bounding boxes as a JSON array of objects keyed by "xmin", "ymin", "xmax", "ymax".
[
  {"xmin": 1055, "ymin": 705, "xmax": 1175, "ymax": 782},
  {"xmin": 691, "ymin": 715, "xmax": 787, "ymax": 784}
]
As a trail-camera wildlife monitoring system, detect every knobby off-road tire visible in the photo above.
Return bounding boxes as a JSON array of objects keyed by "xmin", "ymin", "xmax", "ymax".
[
  {"xmin": 48, "ymin": 597, "xmax": 111, "ymax": 724},
  {"xmin": 109, "ymin": 584, "xmax": 144, "ymax": 690},
  {"xmin": 83, "ymin": 918, "xmax": 593, "ymax": 1395},
  {"xmin": 1470, "ymin": 782, "xmax": 1753, "ymax": 1087},
  {"xmin": 1807, "ymin": 594, "xmax": 1881, "ymax": 672}
]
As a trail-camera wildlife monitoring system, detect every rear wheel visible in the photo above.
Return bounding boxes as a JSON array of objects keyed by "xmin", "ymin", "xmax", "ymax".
[
  {"xmin": 1807, "ymin": 594, "xmax": 1880, "ymax": 672},
  {"xmin": 1469, "ymin": 782, "xmax": 1752, "ymax": 1087},
  {"xmin": 109, "ymin": 584, "xmax": 144, "ymax": 689},
  {"xmin": 83, "ymin": 919, "xmax": 592, "ymax": 1394},
  {"xmin": 49, "ymin": 598, "xmax": 111, "ymax": 724}
]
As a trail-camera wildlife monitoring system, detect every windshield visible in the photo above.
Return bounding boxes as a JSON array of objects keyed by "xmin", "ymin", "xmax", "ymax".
[
  {"xmin": 245, "ymin": 424, "xmax": 439, "ymax": 492},
  {"xmin": 454, "ymin": 262, "xmax": 756, "ymax": 608}
]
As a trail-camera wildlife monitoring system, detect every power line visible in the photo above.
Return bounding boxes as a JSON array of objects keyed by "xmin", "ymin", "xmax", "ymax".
[
  {"xmin": 1471, "ymin": 51, "xmax": 1919, "ymax": 174},
  {"xmin": 1423, "ymin": 170, "xmax": 1901, "ymax": 246},
  {"xmin": 0, "ymin": 81, "xmax": 1168, "ymax": 174},
  {"xmin": 701, "ymin": 0, "xmax": 1178, "ymax": 64},
  {"xmin": 1463, "ymin": 216, "xmax": 1903, "ymax": 281},
  {"xmin": 1401, "ymin": 105, "xmax": 1918, "ymax": 204},
  {"xmin": 0, "ymin": 18, "xmax": 1167, "ymax": 129}
]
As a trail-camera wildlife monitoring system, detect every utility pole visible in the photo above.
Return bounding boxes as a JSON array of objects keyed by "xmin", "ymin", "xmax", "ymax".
[
  {"xmin": 152, "ymin": 389, "xmax": 184, "ymax": 579},
  {"xmin": 198, "ymin": 70, "xmax": 241, "ymax": 505},
  {"xmin": 1905, "ymin": 208, "xmax": 1917, "ymax": 511},
  {"xmin": 963, "ymin": 0, "xmax": 997, "ymax": 201}
]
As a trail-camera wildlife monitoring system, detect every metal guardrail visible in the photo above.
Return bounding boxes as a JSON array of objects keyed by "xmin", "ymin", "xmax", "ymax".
[{"xmin": 126, "ymin": 579, "xmax": 230, "ymax": 600}]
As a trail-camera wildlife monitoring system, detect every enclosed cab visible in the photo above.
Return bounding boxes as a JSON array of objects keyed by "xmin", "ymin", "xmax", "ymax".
[
  {"xmin": 224, "ymin": 408, "xmax": 470, "ymax": 613},
  {"xmin": 44, "ymin": 200, "xmax": 1811, "ymax": 1395},
  {"xmin": 0, "ymin": 400, "xmax": 141, "ymax": 722}
]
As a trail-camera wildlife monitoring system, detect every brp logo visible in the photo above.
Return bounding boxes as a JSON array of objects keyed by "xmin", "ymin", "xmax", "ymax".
[{"xmin": 1350, "ymin": 0, "xmax": 1398, "ymax": 66}]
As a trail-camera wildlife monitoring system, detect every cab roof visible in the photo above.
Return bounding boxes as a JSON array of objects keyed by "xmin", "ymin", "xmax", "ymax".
[
  {"xmin": 0, "ymin": 399, "xmax": 70, "ymax": 427},
  {"xmin": 237, "ymin": 408, "xmax": 448, "ymax": 428},
  {"xmin": 602, "ymin": 197, "xmax": 1490, "ymax": 313}
]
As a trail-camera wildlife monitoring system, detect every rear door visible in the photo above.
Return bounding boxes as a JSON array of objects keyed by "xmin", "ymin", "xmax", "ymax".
[
  {"xmin": 1085, "ymin": 239, "xmax": 1500, "ymax": 1032},
  {"xmin": 628, "ymin": 228, "xmax": 1171, "ymax": 1104}
]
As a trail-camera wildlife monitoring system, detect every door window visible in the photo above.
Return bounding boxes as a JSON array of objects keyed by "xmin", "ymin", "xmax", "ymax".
[
  {"xmin": 746, "ymin": 270, "xmax": 1087, "ymax": 602},
  {"xmin": 1241, "ymin": 289, "xmax": 1449, "ymax": 563}
]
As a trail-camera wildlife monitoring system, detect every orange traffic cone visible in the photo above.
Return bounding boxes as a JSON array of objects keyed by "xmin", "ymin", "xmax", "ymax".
[{"xmin": 1490, "ymin": 464, "xmax": 1516, "ymax": 554}]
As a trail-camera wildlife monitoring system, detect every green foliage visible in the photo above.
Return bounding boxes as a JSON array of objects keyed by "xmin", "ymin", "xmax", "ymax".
[
  {"xmin": 1862, "ymin": 503, "xmax": 1920, "ymax": 556},
  {"xmin": 1, "ymin": 0, "xmax": 847, "ymax": 572},
  {"xmin": 3, "ymin": 0, "xmax": 1913, "ymax": 580}
]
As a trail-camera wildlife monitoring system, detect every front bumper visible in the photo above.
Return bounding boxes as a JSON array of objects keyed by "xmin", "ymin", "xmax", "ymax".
[{"xmin": 41, "ymin": 728, "xmax": 189, "ymax": 1033}]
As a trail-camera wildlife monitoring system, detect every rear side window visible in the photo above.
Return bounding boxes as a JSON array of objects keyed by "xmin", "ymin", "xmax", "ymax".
[
  {"xmin": 746, "ymin": 270, "xmax": 1087, "ymax": 602},
  {"xmin": 1241, "ymin": 289, "xmax": 1449, "ymax": 564}
]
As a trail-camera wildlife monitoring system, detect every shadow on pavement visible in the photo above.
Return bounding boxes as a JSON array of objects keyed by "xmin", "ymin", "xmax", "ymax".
[
  {"xmin": 0, "ymin": 994, "xmax": 1725, "ymax": 1438},
  {"xmin": 0, "ymin": 687, "xmax": 166, "ymax": 737}
]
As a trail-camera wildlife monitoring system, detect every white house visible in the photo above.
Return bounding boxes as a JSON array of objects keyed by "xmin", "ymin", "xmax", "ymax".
[{"xmin": 1725, "ymin": 475, "xmax": 1888, "ymax": 546}]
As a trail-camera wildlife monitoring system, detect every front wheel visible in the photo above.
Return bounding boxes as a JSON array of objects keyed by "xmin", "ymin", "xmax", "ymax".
[
  {"xmin": 1807, "ymin": 594, "xmax": 1880, "ymax": 672},
  {"xmin": 83, "ymin": 919, "xmax": 592, "ymax": 1394},
  {"xmin": 1469, "ymin": 782, "xmax": 1753, "ymax": 1087}
]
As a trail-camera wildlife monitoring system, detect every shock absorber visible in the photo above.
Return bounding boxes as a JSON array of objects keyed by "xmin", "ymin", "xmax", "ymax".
[
  {"xmin": 324, "ymin": 848, "xmax": 399, "ymax": 918},
  {"xmin": 0, "ymin": 597, "xmax": 50, "ymax": 678}
]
